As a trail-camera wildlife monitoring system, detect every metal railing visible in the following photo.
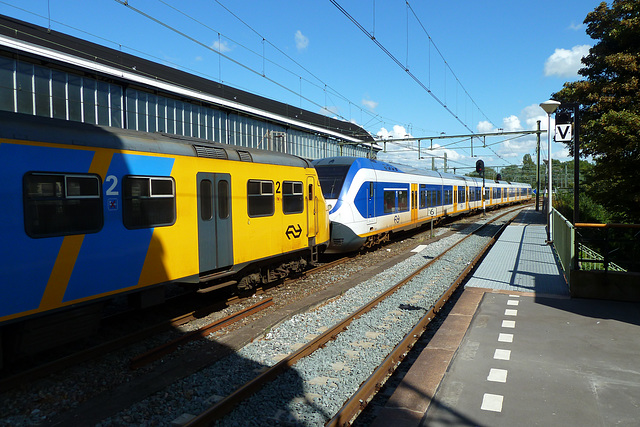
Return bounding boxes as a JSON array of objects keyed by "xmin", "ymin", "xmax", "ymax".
[
  {"xmin": 574, "ymin": 223, "xmax": 640, "ymax": 273},
  {"xmin": 552, "ymin": 209, "xmax": 574, "ymax": 283},
  {"xmin": 578, "ymin": 244, "xmax": 627, "ymax": 272},
  {"xmin": 553, "ymin": 209, "xmax": 640, "ymax": 274}
]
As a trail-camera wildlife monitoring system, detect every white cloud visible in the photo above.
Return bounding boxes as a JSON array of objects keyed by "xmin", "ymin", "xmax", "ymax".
[
  {"xmin": 554, "ymin": 147, "xmax": 571, "ymax": 159},
  {"xmin": 522, "ymin": 104, "xmax": 549, "ymax": 130},
  {"xmin": 569, "ymin": 22, "xmax": 584, "ymax": 31},
  {"xmin": 477, "ymin": 121, "xmax": 494, "ymax": 133},
  {"xmin": 295, "ymin": 30, "xmax": 309, "ymax": 51},
  {"xmin": 544, "ymin": 44, "xmax": 590, "ymax": 77},
  {"xmin": 362, "ymin": 98, "xmax": 378, "ymax": 110},
  {"xmin": 212, "ymin": 39, "xmax": 231, "ymax": 53},
  {"xmin": 377, "ymin": 125, "xmax": 410, "ymax": 140},
  {"xmin": 502, "ymin": 115, "xmax": 523, "ymax": 132}
]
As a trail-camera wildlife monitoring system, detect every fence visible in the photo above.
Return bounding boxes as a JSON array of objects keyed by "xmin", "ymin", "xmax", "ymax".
[
  {"xmin": 552, "ymin": 210, "xmax": 574, "ymax": 283},
  {"xmin": 574, "ymin": 223, "xmax": 640, "ymax": 273},
  {"xmin": 552, "ymin": 209, "xmax": 640, "ymax": 300}
]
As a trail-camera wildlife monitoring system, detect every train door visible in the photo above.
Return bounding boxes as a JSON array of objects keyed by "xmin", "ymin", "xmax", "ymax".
[
  {"xmin": 197, "ymin": 172, "xmax": 233, "ymax": 273},
  {"xmin": 367, "ymin": 181, "xmax": 376, "ymax": 224},
  {"xmin": 411, "ymin": 183, "xmax": 418, "ymax": 223},
  {"xmin": 453, "ymin": 186, "xmax": 458, "ymax": 213},
  {"xmin": 306, "ymin": 176, "xmax": 318, "ymax": 238}
]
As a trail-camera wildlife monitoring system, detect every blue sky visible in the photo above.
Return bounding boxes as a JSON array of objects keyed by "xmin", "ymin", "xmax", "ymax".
[{"xmin": 0, "ymin": 0, "xmax": 601, "ymax": 173}]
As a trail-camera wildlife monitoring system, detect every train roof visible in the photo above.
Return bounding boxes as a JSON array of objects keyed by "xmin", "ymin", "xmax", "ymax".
[
  {"xmin": 314, "ymin": 157, "xmax": 467, "ymax": 181},
  {"xmin": 0, "ymin": 111, "xmax": 313, "ymax": 168},
  {"xmin": 0, "ymin": 14, "xmax": 373, "ymax": 145}
]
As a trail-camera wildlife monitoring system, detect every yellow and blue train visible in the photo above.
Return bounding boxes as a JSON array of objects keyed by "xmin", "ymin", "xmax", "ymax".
[{"xmin": 0, "ymin": 112, "xmax": 329, "ymax": 345}]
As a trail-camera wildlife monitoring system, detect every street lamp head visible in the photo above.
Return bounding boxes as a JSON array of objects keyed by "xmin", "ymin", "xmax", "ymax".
[{"xmin": 540, "ymin": 99, "xmax": 561, "ymax": 114}]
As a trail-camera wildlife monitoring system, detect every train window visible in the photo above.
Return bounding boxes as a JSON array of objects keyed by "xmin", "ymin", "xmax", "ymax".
[
  {"xmin": 384, "ymin": 191, "xmax": 396, "ymax": 214},
  {"xmin": 443, "ymin": 189, "xmax": 453, "ymax": 205},
  {"xmin": 200, "ymin": 180, "xmax": 213, "ymax": 221},
  {"xmin": 458, "ymin": 187, "xmax": 466, "ymax": 204},
  {"xmin": 23, "ymin": 173, "xmax": 103, "ymax": 238},
  {"xmin": 218, "ymin": 180, "xmax": 230, "ymax": 219},
  {"xmin": 247, "ymin": 180, "xmax": 274, "ymax": 217},
  {"xmin": 398, "ymin": 190, "xmax": 409, "ymax": 212},
  {"xmin": 314, "ymin": 165, "xmax": 350, "ymax": 199},
  {"xmin": 123, "ymin": 176, "xmax": 176, "ymax": 229},
  {"xmin": 420, "ymin": 185, "xmax": 427, "ymax": 209},
  {"xmin": 283, "ymin": 181, "xmax": 304, "ymax": 214}
]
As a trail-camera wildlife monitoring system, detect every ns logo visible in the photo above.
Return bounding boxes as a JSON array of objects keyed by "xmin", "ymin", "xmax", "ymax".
[{"xmin": 285, "ymin": 224, "xmax": 302, "ymax": 239}]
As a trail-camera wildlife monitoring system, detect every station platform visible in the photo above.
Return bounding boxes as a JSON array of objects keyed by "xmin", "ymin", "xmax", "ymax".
[{"xmin": 373, "ymin": 206, "xmax": 640, "ymax": 426}]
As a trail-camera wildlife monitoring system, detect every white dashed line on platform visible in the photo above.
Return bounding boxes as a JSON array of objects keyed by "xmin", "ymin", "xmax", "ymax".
[
  {"xmin": 494, "ymin": 349, "xmax": 511, "ymax": 360},
  {"xmin": 498, "ymin": 333, "xmax": 514, "ymax": 343},
  {"xmin": 502, "ymin": 320, "xmax": 516, "ymax": 328},
  {"xmin": 481, "ymin": 393, "xmax": 504, "ymax": 412},
  {"xmin": 487, "ymin": 368, "xmax": 508, "ymax": 383}
]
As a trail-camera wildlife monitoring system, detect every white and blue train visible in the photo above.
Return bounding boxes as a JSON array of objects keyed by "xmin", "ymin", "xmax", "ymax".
[{"xmin": 312, "ymin": 157, "xmax": 532, "ymax": 253}]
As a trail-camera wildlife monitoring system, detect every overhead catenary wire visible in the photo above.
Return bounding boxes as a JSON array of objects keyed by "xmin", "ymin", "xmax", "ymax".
[
  {"xmin": 329, "ymin": 0, "xmax": 497, "ymax": 135},
  {"xmin": 125, "ymin": 0, "xmax": 434, "ymax": 138},
  {"xmin": 405, "ymin": 1, "xmax": 496, "ymax": 130}
]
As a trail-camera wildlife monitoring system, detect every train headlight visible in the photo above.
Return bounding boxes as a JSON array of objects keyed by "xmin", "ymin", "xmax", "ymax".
[{"xmin": 327, "ymin": 204, "xmax": 333, "ymax": 211}]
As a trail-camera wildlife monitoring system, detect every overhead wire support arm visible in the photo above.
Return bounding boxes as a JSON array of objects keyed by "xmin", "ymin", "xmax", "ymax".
[{"xmin": 372, "ymin": 129, "xmax": 546, "ymax": 146}]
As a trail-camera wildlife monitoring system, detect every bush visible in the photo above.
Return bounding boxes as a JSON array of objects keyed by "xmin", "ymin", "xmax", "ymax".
[{"xmin": 554, "ymin": 191, "xmax": 612, "ymax": 224}]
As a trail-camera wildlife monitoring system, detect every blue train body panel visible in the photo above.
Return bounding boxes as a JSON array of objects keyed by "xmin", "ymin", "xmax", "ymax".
[
  {"xmin": 63, "ymin": 153, "xmax": 175, "ymax": 301},
  {"xmin": 0, "ymin": 141, "xmax": 176, "ymax": 317},
  {"xmin": 0, "ymin": 143, "xmax": 94, "ymax": 317}
]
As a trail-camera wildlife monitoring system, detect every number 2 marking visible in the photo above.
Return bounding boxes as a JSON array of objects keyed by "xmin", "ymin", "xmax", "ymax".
[{"xmin": 105, "ymin": 175, "xmax": 119, "ymax": 196}]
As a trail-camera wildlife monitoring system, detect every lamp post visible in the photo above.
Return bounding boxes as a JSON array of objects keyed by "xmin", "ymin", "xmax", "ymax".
[{"xmin": 540, "ymin": 99, "xmax": 560, "ymax": 243}]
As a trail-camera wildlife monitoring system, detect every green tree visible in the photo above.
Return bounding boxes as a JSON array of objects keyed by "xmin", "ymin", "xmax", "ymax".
[{"xmin": 552, "ymin": 0, "xmax": 640, "ymax": 223}]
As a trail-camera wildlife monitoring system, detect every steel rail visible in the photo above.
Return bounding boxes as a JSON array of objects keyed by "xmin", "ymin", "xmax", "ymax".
[
  {"xmin": 185, "ymin": 206, "xmax": 524, "ymax": 426},
  {"xmin": 130, "ymin": 297, "xmax": 274, "ymax": 369}
]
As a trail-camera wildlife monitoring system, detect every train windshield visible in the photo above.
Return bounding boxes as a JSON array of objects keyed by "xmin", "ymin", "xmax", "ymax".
[{"xmin": 314, "ymin": 165, "xmax": 350, "ymax": 199}]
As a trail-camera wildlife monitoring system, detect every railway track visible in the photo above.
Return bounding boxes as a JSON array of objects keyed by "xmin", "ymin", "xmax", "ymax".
[
  {"xmin": 180, "ymin": 206, "xmax": 524, "ymax": 426},
  {"xmin": 0, "ymin": 295, "xmax": 272, "ymax": 392}
]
